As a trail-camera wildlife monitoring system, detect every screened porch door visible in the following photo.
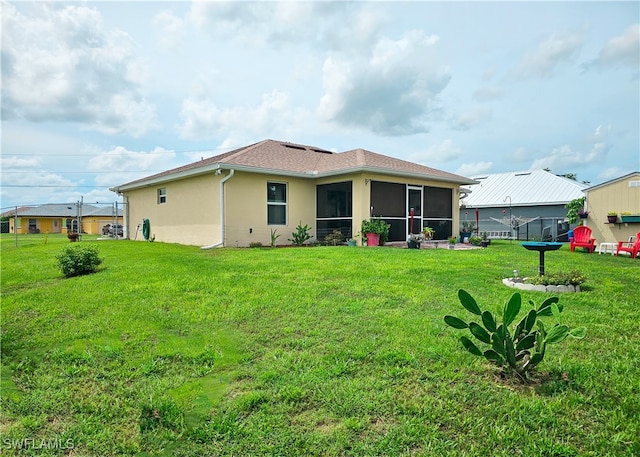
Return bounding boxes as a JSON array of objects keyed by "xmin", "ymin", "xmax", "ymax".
[{"xmin": 407, "ymin": 186, "xmax": 422, "ymax": 235}]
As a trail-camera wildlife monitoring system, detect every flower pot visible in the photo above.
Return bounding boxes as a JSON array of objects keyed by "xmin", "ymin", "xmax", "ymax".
[
  {"xmin": 621, "ymin": 215, "xmax": 640, "ymax": 223},
  {"xmin": 365, "ymin": 233, "xmax": 380, "ymax": 246},
  {"xmin": 407, "ymin": 240, "xmax": 421, "ymax": 249},
  {"xmin": 448, "ymin": 243, "xmax": 455, "ymax": 250},
  {"xmin": 347, "ymin": 240, "xmax": 357, "ymax": 247},
  {"xmin": 607, "ymin": 215, "xmax": 618, "ymax": 223}
]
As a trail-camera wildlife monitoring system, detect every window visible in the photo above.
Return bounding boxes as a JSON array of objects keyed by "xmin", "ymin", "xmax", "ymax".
[
  {"xmin": 316, "ymin": 181, "xmax": 353, "ymax": 240},
  {"xmin": 157, "ymin": 188, "xmax": 166, "ymax": 204},
  {"xmin": 267, "ymin": 182, "xmax": 287, "ymax": 225}
]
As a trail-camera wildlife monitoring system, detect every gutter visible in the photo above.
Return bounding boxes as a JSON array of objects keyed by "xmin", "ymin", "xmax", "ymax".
[{"xmin": 201, "ymin": 169, "xmax": 234, "ymax": 249}]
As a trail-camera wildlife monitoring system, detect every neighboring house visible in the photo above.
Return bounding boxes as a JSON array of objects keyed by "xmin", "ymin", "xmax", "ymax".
[
  {"xmin": 583, "ymin": 171, "xmax": 640, "ymax": 245},
  {"xmin": 4, "ymin": 204, "xmax": 123, "ymax": 235},
  {"xmin": 459, "ymin": 169, "xmax": 588, "ymax": 240},
  {"xmin": 111, "ymin": 139, "xmax": 477, "ymax": 247}
]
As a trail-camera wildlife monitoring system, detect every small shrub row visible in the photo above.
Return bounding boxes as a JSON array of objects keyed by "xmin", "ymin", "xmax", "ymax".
[{"xmin": 527, "ymin": 270, "xmax": 586, "ymax": 286}]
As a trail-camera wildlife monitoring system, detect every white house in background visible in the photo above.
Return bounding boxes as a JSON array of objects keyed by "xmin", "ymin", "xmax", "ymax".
[{"xmin": 459, "ymin": 169, "xmax": 588, "ymax": 241}]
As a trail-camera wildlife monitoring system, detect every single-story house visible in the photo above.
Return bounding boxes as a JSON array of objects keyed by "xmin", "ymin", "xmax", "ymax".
[
  {"xmin": 111, "ymin": 139, "xmax": 477, "ymax": 247},
  {"xmin": 3, "ymin": 204, "xmax": 123, "ymax": 235},
  {"xmin": 583, "ymin": 171, "xmax": 640, "ymax": 245},
  {"xmin": 459, "ymin": 169, "xmax": 588, "ymax": 241}
]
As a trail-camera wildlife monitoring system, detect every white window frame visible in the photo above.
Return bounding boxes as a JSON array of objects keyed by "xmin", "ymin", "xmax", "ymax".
[
  {"xmin": 157, "ymin": 187, "xmax": 167, "ymax": 204},
  {"xmin": 267, "ymin": 181, "xmax": 287, "ymax": 225}
]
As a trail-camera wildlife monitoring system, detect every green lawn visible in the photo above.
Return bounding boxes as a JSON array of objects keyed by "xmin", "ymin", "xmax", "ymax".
[{"xmin": 1, "ymin": 234, "xmax": 638, "ymax": 456}]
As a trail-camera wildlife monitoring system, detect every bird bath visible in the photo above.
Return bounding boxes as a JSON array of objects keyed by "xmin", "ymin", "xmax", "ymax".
[{"xmin": 520, "ymin": 242, "xmax": 563, "ymax": 276}]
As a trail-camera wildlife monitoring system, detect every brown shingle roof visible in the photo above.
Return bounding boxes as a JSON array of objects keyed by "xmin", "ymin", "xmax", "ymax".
[{"xmin": 114, "ymin": 139, "xmax": 475, "ymax": 191}]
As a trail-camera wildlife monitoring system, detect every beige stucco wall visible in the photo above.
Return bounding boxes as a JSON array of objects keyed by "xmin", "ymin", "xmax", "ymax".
[
  {"xmin": 122, "ymin": 169, "xmax": 462, "ymax": 247},
  {"xmin": 124, "ymin": 173, "xmax": 220, "ymax": 245},
  {"xmin": 224, "ymin": 172, "xmax": 316, "ymax": 247},
  {"xmin": 586, "ymin": 174, "xmax": 640, "ymax": 244}
]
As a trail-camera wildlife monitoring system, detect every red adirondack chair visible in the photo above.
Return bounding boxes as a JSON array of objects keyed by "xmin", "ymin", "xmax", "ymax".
[
  {"xmin": 570, "ymin": 226, "xmax": 596, "ymax": 253},
  {"xmin": 616, "ymin": 232, "xmax": 640, "ymax": 259}
]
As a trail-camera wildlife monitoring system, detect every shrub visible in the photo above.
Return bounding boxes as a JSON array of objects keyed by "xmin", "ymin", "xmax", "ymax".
[
  {"xmin": 444, "ymin": 289, "xmax": 586, "ymax": 381},
  {"xmin": 270, "ymin": 228, "xmax": 281, "ymax": 248},
  {"xmin": 527, "ymin": 270, "xmax": 586, "ymax": 286},
  {"xmin": 56, "ymin": 244, "xmax": 103, "ymax": 278},
  {"xmin": 324, "ymin": 230, "xmax": 345, "ymax": 245},
  {"xmin": 288, "ymin": 222, "xmax": 313, "ymax": 246}
]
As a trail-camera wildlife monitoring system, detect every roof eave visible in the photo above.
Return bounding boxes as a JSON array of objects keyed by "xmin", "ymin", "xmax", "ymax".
[{"xmin": 111, "ymin": 163, "xmax": 477, "ymax": 193}]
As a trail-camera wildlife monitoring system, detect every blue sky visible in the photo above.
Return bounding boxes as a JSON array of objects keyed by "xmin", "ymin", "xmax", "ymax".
[{"xmin": 2, "ymin": 1, "xmax": 639, "ymax": 209}]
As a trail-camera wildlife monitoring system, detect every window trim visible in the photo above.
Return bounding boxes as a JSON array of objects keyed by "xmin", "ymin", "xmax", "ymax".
[
  {"xmin": 267, "ymin": 181, "xmax": 287, "ymax": 226},
  {"xmin": 157, "ymin": 187, "xmax": 167, "ymax": 204}
]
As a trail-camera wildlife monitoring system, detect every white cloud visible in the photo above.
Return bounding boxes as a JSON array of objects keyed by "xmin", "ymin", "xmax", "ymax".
[
  {"xmin": 514, "ymin": 31, "xmax": 585, "ymax": 79},
  {"xmin": 1, "ymin": 156, "xmax": 40, "ymax": 169},
  {"xmin": 530, "ymin": 125, "xmax": 612, "ymax": 171},
  {"xmin": 89, "ymin": 146, "xmax": 177, "ymax": 186},
  {"xmin": 178, "ymin": 90, "xmax": 303, "ymax": 143},
  {"xmin": 587, "ymin": 24, "xmax": 640, "ymax": 70},
  {"xmin": 187, "ymin": 1, "xmax": 362, "ymax": 49},
  {"xmin": 318, "ymin": 30, "xmax": 451, "ymax": 135},
  {"xmin": 153, "ymin": 9, "xmax": 186, "ymax": 49},
  {"xmin": 410, "ymin": 139, "xmax": 462, "ymax": 164},
  {"xmin": 1, "ymin": 3, "xmax": 156, "ymax": 136},
  {"xmin": 451, "ymin": 106, "xmax": 492, "ymax": 131},
  {"xmin": 456, "ymin": 162, "xmax": 493, "ymax": 177},
  {"xmin": 473, "ymin": 86, "xmax": 505, "ymax": 102},
  {"xmin": 598, "ymin": 167, "xmax": 629, "ymax": 182}
]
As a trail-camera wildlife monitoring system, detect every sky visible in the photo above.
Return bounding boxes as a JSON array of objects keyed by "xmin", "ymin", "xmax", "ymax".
[{"xmin": 1, "ymin": 0, "xmax": 639, "ymax": 210}]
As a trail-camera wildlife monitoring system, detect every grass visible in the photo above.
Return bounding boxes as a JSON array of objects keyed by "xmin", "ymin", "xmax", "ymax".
[{"xmin": 1, "ymin": 234, "xmax": 639, "ymax": 456}]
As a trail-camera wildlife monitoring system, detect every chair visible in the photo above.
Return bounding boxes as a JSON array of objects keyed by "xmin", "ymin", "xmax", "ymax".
[
  {"xmin": 616, "ymin": 233, "xmax": 640, "ymax": 259},
  {"xmin": 569, "ymin": 226, "xmax": 596, "ymax": 253}
]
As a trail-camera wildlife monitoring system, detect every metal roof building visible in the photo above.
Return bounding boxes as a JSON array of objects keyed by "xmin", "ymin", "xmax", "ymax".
[
  {"xmin": 459, "ymin": 169, "xmax": 588, "ymax": 242},
  {"xmin": 460, "ymin": 169, "xmax": 588, "ymax": 208}
]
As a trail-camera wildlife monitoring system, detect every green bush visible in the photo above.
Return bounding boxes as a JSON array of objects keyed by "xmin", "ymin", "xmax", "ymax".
[
  {"xmin": 56, "ymin": 244, "xmax": 103, "ymax": 277},
  {"xmin": 324, "ymin": 229, "xmax": 345, "ymax": 245},
  {"xmin": 527, "ymin": 270, "xmax": 586, "ymax": 286},
  {"xmin": 288, "ymin": 222, "xmax": 313, "ymax": 246}
]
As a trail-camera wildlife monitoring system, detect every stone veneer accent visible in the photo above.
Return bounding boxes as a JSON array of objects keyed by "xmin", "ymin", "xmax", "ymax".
[{"xmin": 502, "ymin": 278, "xmax": 581, "ymax": 293}]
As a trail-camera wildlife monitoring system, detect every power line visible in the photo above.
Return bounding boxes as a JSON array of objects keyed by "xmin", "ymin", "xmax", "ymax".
[
  {"xmin": 2, "ymin": 185, "xmax": 115, "ymax": 188},
  {"xmin": 2, "ymin": 170, "xmax": 164, "ymax": 174},
  {"xmin": 0, "ymin": 146, "xmax": 231, "ymax": 157}
]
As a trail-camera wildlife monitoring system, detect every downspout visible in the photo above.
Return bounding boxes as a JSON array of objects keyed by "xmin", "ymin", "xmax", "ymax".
[{"xmin": 202, "ymin": 168, "xmax": 235, "ymax": 249}]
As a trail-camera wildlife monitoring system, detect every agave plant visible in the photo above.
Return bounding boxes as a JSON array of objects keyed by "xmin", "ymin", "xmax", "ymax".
[{"xmin": 444, "ymin": 290, "xmax": 586, "ymax": 380}]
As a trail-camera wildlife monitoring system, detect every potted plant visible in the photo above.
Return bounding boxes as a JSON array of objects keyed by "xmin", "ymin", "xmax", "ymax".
[
  {"xmin": 361, "ymin": 218, "xmax": 390, "ymax": 246},
  {"xmin": 607, "ymin": 211, "xmax": 618, "ymax": 224},
  {"xmin": 347, "ymin": 233, "xmax": 358, "ymax": 247},
  {"xmin": 421, "ymin": 226, "xmax": 435, "ymax": 240},
  {"xmin": 460, "ymin": 221, "xmax": 475, "ymax": 242},
  {"xmin": 67, "ymin": 232, "xmax": 79, "ymax": 242},
  {"xmin": 578, "ymin": 208, "xmax": 589, "ymax": 219},
  {"xmin": 407, "ymin": 232, "xmax": 424, "ymax": 249},
  {"xmin": 469, "ymin": 235, "xmax": 482, "ymax": 246},
  {"xmin": 621, "ymin": 212, "xmax": 640, "ymax": 223},
  {"xmin": 447, "ymin": 236, "xmax": 457, "ymax": 250},
  {"xmin": 480, "ymin": 231, "xmax": 490, "ymax": 247},
  {"xmin": 565, "ymin": 197, "xmax": 586, "ymax": 224}
]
